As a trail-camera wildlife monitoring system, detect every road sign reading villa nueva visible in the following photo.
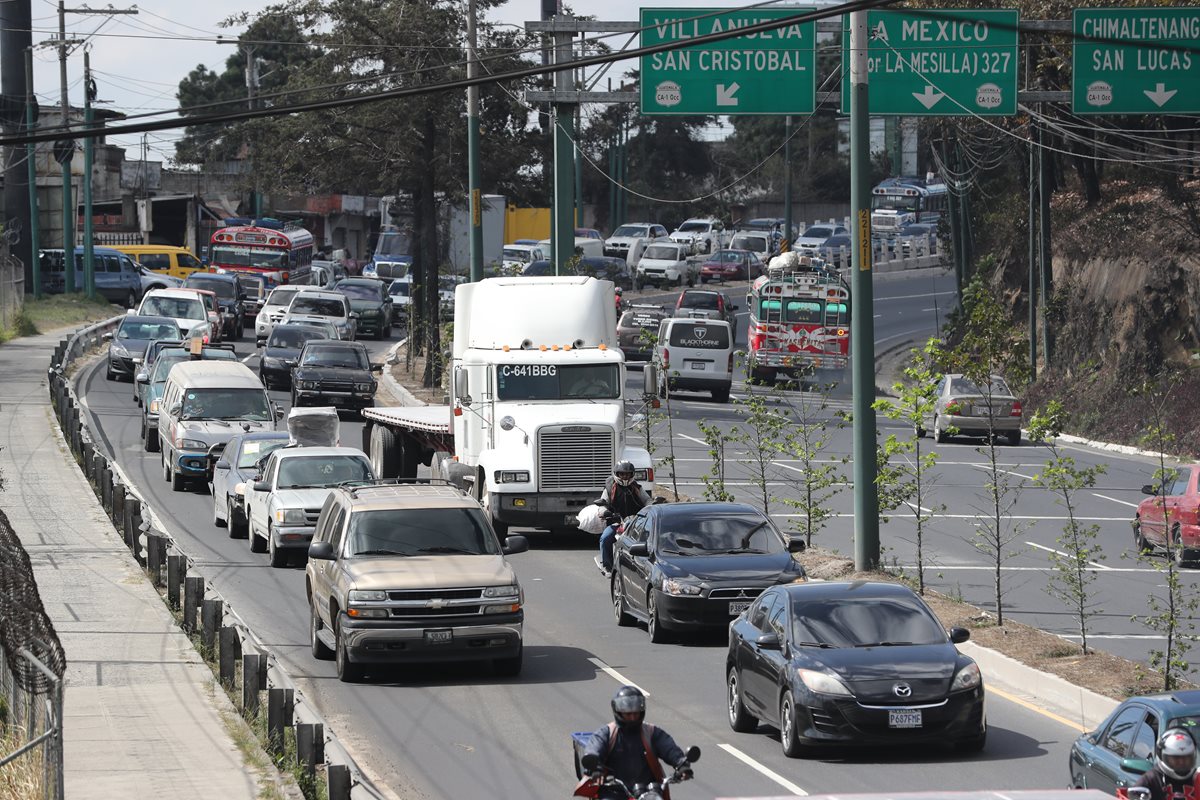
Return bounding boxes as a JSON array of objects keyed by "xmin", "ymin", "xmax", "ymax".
[
  {"xmin": 1073, "ymin": 8, "xmax": 1200, "ymax": 114},
  {"xmin": 839, "ymin": 9, "xmax": 1019, "ymax": 116},
  {"xmin": 640, "ymin": 7, "xmax": 815, "ymax": 115}
]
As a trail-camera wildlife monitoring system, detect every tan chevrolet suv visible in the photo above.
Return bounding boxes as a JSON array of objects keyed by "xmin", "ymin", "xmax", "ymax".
[{"xmin": 306, "ymin": 482, "xmax": 529, "ymax": 682}]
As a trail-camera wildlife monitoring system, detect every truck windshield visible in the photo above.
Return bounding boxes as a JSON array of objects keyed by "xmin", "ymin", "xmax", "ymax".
[
  {"xmin": 346, "ymin": 507, "xmax": 500, "ymax": 556},
  {"xmin": 210, "ymin": 245, "xmax": 288, "ymax": 269},
  {"xmin": 180, "ymin": 388, "xmax": 272, "ymax": 421},
  {"xmin": 496, "ymin": 363, "xmax": 620, "ymax": 401}
]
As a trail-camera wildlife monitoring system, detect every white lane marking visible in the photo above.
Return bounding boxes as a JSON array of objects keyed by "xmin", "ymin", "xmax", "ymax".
[
  {"xmin": 970, "ymin": 463, "xmax": 1038, "ymax": 481},
  {"xmin": 1093, "ymin": 492, "xmax": 1139, "ymax": 508},
  {"xmin": 904, "ymin": 500, "xmax": 934, "ymax": 515},
  {"xmin": 587, "ymin": 658, "xmax": 650, "ymax": 697},
  {"xmin": 1060, "ymin": 634, "xmax": 1171, "ymax": 640},
  {"xmin": 898, "ymin": 564, "xmax": 1165, "ymax": 573},
  {"xmin": 1026, "ymin": 541, "xmax": 1112, "ymax": 570},
  {"xmin": 876, "ymin": 290, "xmax": 957, "ymax": 302},
  {"xmin": 876, "ymin": 328, "xmax": 939, "ymax": 346},
  {"xmin": 676, "ymin": 433, "xmax": 707, "ymax": 445},
  {"xmin": 873, "ymin": 314, "xmax": 882, "ymax": 319},
  {"xmin": 718, "ymin": 743, "xmax": 808, "ymax": 796},
  {"xmin": 240, "ymin": 354, "xmax": 255, "ymax": 363}
]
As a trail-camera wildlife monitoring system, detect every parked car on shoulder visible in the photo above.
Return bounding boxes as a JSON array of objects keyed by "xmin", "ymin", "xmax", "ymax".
[
  {"xmin": 291, "ymin": 340, "xmax": 380, "ymax": 411},
  {"xmin": 332, "ymin": 277, "xmax": 394, "ymax": 339},
  {"xmin": 113, "ymin": 244, "xmax": 205, "ymax": 281},
  {"xmin": 794, "ymin": 223, "xmax": 849, "ymax": 255},
  {"xmin": 1133, "ymin": 463, "xmax": 1200, "ymax": 566},
  {"xmin": 575, "ymin": 227, "xmax": 603, "ymax": 240},
  {"xmin": 137, "ymin": 265, "xmax": 184, "ymax": 296},
  {"xmin": 605, "ymin": 223, "xmax": 670, "ymax": 259},
  {"xmin": 617, "ymin": 305, "xmax": 669, "ymax": 363},
  {"xmin": 729, "ymin": 231, "xmax": 776, "ymax": 261},
  {"xmin": 570, "ymin": 256, "xmax": 633, "ymax": 290},
  {"xmin": 636, "ymin": 242, "xmax": 694, "ymax": 289},
  {"xmin": 670, "ymin": 217, "xmax": 727, "ymax": 255},
  {"xmin": 210, "ymin": 432, "xmax": 291, "ymax": 538},
  {"xmin": 40, "ymin": 247, "xmax": 144, "ymax": 307},
  {"xmin": 283, "ymin": 290, "xmax": 357, "ymax": 341},
  {"xmin": 260, "ymin": 324, "xmax": 331, "ymax": 390},
  {"xmin": 104, "ymin": 315, "xmax": 181, "ymax": 382},
  {"xmin": 918, "ymin": 373, "xmax": 1022, "ymax": 446},
  {"xmin": 699, "ymin": 249, "xmax": 764, "ymax": 283},
  {"xmin": 501, "ymin": 243, "xmax": 549, "ymax": 274}
]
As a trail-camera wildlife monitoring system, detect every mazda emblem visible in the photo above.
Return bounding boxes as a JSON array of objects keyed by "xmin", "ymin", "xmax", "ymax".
[{"xmin": 892, "ymin": 683, "xmax": 912, "ymax": 698}]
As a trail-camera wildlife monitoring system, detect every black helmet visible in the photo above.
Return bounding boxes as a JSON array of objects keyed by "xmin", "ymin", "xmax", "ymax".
[
  {"xmin": 614, "ymin": 460, "xmax": 635, "ymax": 486},
  {"xmin": 612, "ymin": 685, "xmax": 646, "ymax": 732}
]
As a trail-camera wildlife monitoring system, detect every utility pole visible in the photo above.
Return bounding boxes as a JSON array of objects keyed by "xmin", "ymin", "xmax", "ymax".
[
  {"xmin": 246, "ymin": 46, "xmax": 261, "ymax": 218},
  {"xmin": 1037, "ymin": 123, "xmax": 1053, "ymax": 366},
  {"xmin": 848, "ymin": 9, "xmax": 879, "ymax": 571},
  {"xmin": 574, "ymin": 103, "xmax": 583, "ymax": 231},
  {"xmin": 550, "ymin": 22, "xmax": 576, "ymax": 273},
  {"xmin": 466, "ymin": 0, "xmax": 483, "ymax": 282},
  {"xmin": 783, "ymin": 115, "xmax": 793, "ymax": 252},
  {"xmin": 1027, "ymin": 124, "xmax": 1037, "ymax": 382},
  {"xmin": 82, "ymin": 50, "xmax": 95, "ymax": 298},
  {"xmin": 24, "ymin": 47, "xmax": 41, "ymax": 298},
  {"xmin": 58, "ymin": 1, "xmax": 74, "ymax": 288},
  {"xmin": 2, "ymin": 0, "xmax": 33, "ymax": 290}
]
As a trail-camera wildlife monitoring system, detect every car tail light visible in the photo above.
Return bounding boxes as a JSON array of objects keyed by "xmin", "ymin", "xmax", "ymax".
[
  {"xmin": 1010, "ymin": 400, "xmax": 1023, "ymax": 417},
  {"xmin": 728, "ymin": 352, "xmax": 734, "ymax": 372},
  {"xmin": 945, "ymin": 398, "xmax": 963, "ymax": 416},
  {"xmin": 662, "ymin": 348, "xmax": 669, "ymax": 368}
]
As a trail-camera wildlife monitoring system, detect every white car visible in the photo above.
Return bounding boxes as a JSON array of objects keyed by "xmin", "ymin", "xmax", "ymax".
[
  {"xmin": 636, "ymin": 242, "xmax": 695, "ymax": 288},
  {"xmin": 255, "ymin": 285, "xmax": 305, "ymax": 346},
  {"xmin": 500, "ymin": 244, "xmax": 548, "ymax": 274},
  {"xmin": 388, "ymin": 276, "xmax": 412, "ymax": 323},
  {"xmin": 794, "ymin": 223, "xmax": 849, "ymax": 254},
  {"xmin": 134, "ymin": 289, "xmax": 211, "ymax": 342},
  {"xmin": 669, "ymin": 217, "xmax": 727, "ymax": 255},
  {"xmin": 729, "ymin": 231, "xmax": 775, "ymax": 260},
  {"xmin": 282, "ymin": 290, "xmax": 357, "ymax": 341},
  {"xmin": 604, "ymin": 223, "xmax": 670, "ymax": 260},
  {"xmin": 243, "ymin": 446, "xmax": 375, "ymax": 568}
]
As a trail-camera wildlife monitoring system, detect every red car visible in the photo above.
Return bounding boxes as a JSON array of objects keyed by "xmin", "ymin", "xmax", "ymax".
[
  {"xmin": 699, "ymin": 249, "xmax": 765, "ymax": 283},
  {"xmin": 1134, "ymin": 463, "xmax": 1200, "ymax": 565}
]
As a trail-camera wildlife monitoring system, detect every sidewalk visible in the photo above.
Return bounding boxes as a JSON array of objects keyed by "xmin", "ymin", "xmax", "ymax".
[{"xmin": 0, "ymin": 329, "xmax": 262, "ymax": 799}]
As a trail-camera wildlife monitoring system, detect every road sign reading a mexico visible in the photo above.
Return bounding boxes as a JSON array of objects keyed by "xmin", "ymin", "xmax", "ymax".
[
  {"xmin": 1073, "ymin": 8, "xmax": 1200, "ymax": 114},
  {"xmin": 640, "ymin": 7, "xmax": 815, "ymax": 115},
  {"xmin": 839, "ymin": 9, "xmax": 1019, "ymax": 116}
]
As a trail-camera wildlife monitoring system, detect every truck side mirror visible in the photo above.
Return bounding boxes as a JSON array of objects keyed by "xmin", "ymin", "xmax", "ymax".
[
  {"xmin": 643, "ymin": 364, "xmax": 659, "ymax": 398},
  {"xmin": 454, "ymin": 369, "xmax": 470, "ymax": 406}
]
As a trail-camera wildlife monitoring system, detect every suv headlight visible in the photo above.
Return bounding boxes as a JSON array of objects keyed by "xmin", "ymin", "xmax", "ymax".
[
  {"xmin": 482, "ymin": 584, "xmax": 520, "ymax": 600},
  {"xmin": 662, "ymin": 578, "xmax": 702, "ymax": 596},
  {"xmin": 355, "ymin": 382, "xmax": 375, "ymax": 392},
  {"xmin": 110, "ymin": 343, "xmax": 130, "ymax": 357},
  {"xmin": 296, "ymin": 380, "xmax": 316, "ymax": 390},
  {"xmin": 177, "ymin": 437, "xmax": 207, "ymax": 450},
  {"xmin": 798, "ymin": 669, "xmax": 852, "ymax": 696},
  {"xmin": 950, "ymin": 662, "xmax": 981, "ymax": 692},
  {"xmin": 347, "ymin": 589, "xmax": 387, "ymax": 602},
  {"xmin": 360, "ymin": 308, "xmax": 380, "ymax": 318},
  {"xmin": 273, "ymin": 508, "xmax": 307, "ymax": 525},
  {"xmin": 494, "ymin": 470, "xmax": 530, "ymax": 483}
]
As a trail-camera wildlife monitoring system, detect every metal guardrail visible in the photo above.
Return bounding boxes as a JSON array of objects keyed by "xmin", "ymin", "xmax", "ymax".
[{"xmin": 46, "ymin": 318, "xmax": 390, "ymax": 800}]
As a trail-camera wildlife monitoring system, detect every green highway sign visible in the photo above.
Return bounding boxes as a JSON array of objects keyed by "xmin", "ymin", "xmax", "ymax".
[
  {"xmin": 640, "ymin": 7, "xmax": 815, "ymax": 115},
  {"xmin": 1073, "ymin": 8, "xmax": 1200, "ymax": 114},
  {"xmin": 839, "ymin": 9, "xmax": 1019, "ymax": 116}
]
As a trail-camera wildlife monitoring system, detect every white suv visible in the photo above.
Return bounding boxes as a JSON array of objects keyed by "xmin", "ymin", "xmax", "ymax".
[
  {"xmin": 283, "ymin": 290, "xmax": 357, "ymax": 341},
  {"xmin": 670, "ymin": 218, "xmax": 727, "ymax": 255},
  {"xmin": 605, "ymin": 223, "xmax": 669, "ymax": 260}
]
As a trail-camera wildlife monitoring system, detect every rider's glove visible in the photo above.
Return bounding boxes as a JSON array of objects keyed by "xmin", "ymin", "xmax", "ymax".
[{"xmin": 676, "ymin": 763, "xmax": 694, "ymax": 780}]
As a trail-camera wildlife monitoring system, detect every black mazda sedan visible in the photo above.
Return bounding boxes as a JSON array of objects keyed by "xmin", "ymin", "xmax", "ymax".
[
  {"xmin": 725, "ymin": 581, "xmax": 986, "ymax": 757},
  {"xmin": 610, "ymin": 502, "xmax": 807, "ymax": 643}
]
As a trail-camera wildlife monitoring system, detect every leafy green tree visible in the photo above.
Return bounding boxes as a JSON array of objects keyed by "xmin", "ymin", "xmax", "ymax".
[
  {"xmin": 730, "ymin": 385, "xmax": 788, "ymax": 516},
  {"xmin": 779, "ymin": 386, "xmax": 845, "ymax": 547},
  {"xmin": 697, "ymin": 419, "xmax": 734, "ymax": 502},
  {"xmin": 1028, "ymin": 401, "xmax": 1107, "ymax": 654}
]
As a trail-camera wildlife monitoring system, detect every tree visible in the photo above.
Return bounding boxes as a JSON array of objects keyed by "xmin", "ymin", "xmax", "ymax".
[
  {"xmin": 730, "ymin": 384, "xmax": 788, "ymax": 516},
  {"xmin": 779, "ymin": 385, "xmax": 845, "ymax": 548},
  {"xmin": 1028, "ymin": 401, "xmax": 1107, "ymax": 654},
  {"xmin": 697, "ymin": 419, "xmax": 734, "ymax": 502}
]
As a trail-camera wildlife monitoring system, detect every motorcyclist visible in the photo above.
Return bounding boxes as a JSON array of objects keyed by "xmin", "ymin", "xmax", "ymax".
[
  {"xmin": 581, "ymin": 686, "xmax": 692, "ymax": 799},
  {"xmin": 1129, "ymin": 728, "xmax": 1200, "ymax": 800},
  {"xmin": 597, "ymin": 461, "xmax": 651, "ymax": 575}
]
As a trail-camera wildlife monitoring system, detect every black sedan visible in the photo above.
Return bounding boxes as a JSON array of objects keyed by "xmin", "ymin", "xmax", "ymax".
[
  {"xmin": 610, "ymin": 502, "xmax": 807, "ymax": 643},
  {"xmin": 725, "ymin": 581, "xmax": 986, "ymax": 757},
  {"xmin": 105, "ymin": 315, "xmax": 181, "ymax": 381},
  {"xmin": 291, "ymin": 340, "xmax": 381, "ymax": 411},
  {"xmin": 332, "ymin": 277, "xmax": 393, "ymax": 339},
  {"xmin": 259, "ymin": 324, "xmax": 329, "ymax": 390}
]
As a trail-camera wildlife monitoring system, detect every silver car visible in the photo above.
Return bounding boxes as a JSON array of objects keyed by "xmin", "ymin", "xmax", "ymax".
[{"xmin": 919, "ymin": 373, "xmax": 1022, "ymax": 445}]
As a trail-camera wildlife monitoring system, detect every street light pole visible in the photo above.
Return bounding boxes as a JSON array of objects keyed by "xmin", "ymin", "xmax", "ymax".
[
  {"xmin": 57, "ymin": 0, "xmax": 74, "ymax": 289},
  {"xmin": 25, "ymin": 47, "xmax": 41, "ymax": 299},
  {"xmin": 466, "ymin": 0, "xmax": 483, "ymax": 282},
  {"xmin": 82, "ymin": 50, "xmax": 95, "ymax": 299}
]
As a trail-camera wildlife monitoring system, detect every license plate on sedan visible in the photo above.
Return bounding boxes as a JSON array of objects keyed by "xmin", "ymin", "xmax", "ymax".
[
  {"xmin": 888, "ymin": 709, "xmax": 922, "ymax": 728},
  {"xmin": 729, "ymin": 601, "xmax": 751, "ymax": 615},
  {"xmin": 424, "ymin": 629, "xmax": 453, "ymax": 645}
]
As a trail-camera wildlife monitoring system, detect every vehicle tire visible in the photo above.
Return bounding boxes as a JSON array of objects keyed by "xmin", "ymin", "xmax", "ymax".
[
  {"xmin": 934, "ymin": 415, "xmax": 948, "ymax": 444},
  {"xmin": 229, "ymin": 500, "xmax": 248, "ymax": 539},
  {"xmin": 612, "ymin": 571, "xmax": 635, "ymax": 627},
  {"xmin": 676, "ymin": 273, "xmax": 685, "ymax": 288},
  {"xmin": 125, "ymin": 290, "xmax": 137, "ymax": 309},
  {"xmin": 1172, "ymin": 525, "xmax": 1193, "ymax": 567},
  {"xmin": 268, "ymin": 527, "xmax": 288, "ymax": 568},
  {"xmin": 310, "ymin": 597, "xmax": 334, "ymax": 660},
  {"xmin": 335, "ymin": 618, "xmax": 364, "ymax": 683},
  {"xmin": 915, "ymin": 425, "xmax": 926, "ymax": 438},
  {"xmin": 727, "ymin": 667, "xmax": 757, "ymax": 733},
  {"xmin": 105, "ymin": 364, "xmax": 116, "ymax": 381},
  {"xmin": 780, "ymin": 691, "xmax": 804, "ymax": 758},
  {"xmin": 658, "ymin": 377, "xmax": 667, "ymax": 400},
  {"xmin": 493, "ymin": 645, "xmax": 523, "ymax": 677},
  {"xmin": 712, "ymin": 386, "xmax": 731, "ymax": 403},
  {"xmin": 957, "ymin": 726, "xmax": 987, "ymax": 754},
  {"xmin": 686, "ymin": 274, "xmax": 694, "ymax": 288},
  {"xmin": 478, "ymin": 476, "xmax": 509, "ymax": 540},
  {"xmin": 647, "ymin": 591, "xmax": 670, "ymax": 644},
  {"xmin": 171, "ymin": 466, "xmax": 186, "ymax": 492},
  {"xmin": 750, "ymin": 367, "xmax": 775, "ymax": 386},
  {"xmin": 1133, "ymin": 516, "xmax": 1152, "ymax": 554},
  {"xmin": 290, "ymin": 389, "xmax": 300, "ymax": 408},
  {"xmin": 213, "ymin": 495, "xmax": 227, "ymax": 528},
  {"xmin": 145, "ymin": 426, "xmax": 159, "ymax": 453},
  {"xmin": 1007, "ymin": 429, "xmax": 1021, "ymax": 446},
  {"xmin": 370, "ymin": 424, "xmax": 403, "ymax": 479},
  {"xmin": 249, "ymin": 520, "xmax": 267, "ymax": 554}
]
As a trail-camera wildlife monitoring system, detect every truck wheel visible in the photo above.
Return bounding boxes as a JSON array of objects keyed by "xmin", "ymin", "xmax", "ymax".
[
  {"xmin": 335, "ymin": 619, "xmax": 364, "ymax": 683},
  {"xmin": 750, "ymin": 367, "xmax": 776, "ymax": 385},
  {"xmin": 370, "ymin": 424, "xmax": 403, "ymax": 478},
  {"xmin": 145, "ymin": 426, "xmax": 159, "ymax": 453},
  {"xmin": 399, "ymin": 434, "xmax": 420, "ymax": 480},
  {"xmin": 478, "ymin": 476, "xmax": 509, "ymax": 540},
  {"xmin": 493, "ymin": 645, "xmax": 523, "ymax": 677},
  {"xmin": 310, "ymin": 597, "xmax": 334, "ymax": 661},
  {"xmin": 712, "ymin": 386, "xmax": 731, "ymax": 403}
]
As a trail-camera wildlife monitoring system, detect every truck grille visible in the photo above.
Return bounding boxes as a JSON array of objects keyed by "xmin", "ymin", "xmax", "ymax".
[
  {"xmin": 707, "ymin": 587, "xmax": 765, "ymax": 601},
  {"xmin": 538, "ymin": 427, "xmax": 615, "ymax": 490},
  {"xmin": 388, "ymin": 588, "xmax": 483, "ymax": 601}
]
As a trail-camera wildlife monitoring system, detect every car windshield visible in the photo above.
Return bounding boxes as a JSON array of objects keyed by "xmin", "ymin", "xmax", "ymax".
[
  {"xmin": 872, "ymin": 195, "xmax": 920, "ymax": 212},
  {"xmin": 496, "ymin": 363, "xmax": 620, "ymax": 401},
  {"xmin": 301, "ymin": 347, "xmax": 368, "ymax": 369},
  {"xmin": 180, "ymin": 388, "xmax": 272, "ymax": 421},
  {"xmin": 658, "ymin": 512, "xmax": 785, "ymax": 554},
  {"xmin": 677, "ymin": 221, "xmax": 709, "ymax": 233},
  {"xmin": 237, "ymin": 439, "xmax": 289, "ymax": 469},
  {"xmin": 949, "ymin": 377, "xmax": 1012, "ymax": 396},
  {"xmin": 276, "ymin": 456, "xmax": 372, "ymax": 489},
  {"xmin": 680, "ymin": 293, "xmax": 720, "ymax": 310},
  {"xmin": 266, "ymin": 288, "xmax": 300, "ymax": 309},
  {"xmin": 790, "ymin": 595, "xmax": 947, "ymax": 648},
  {"xmin": 291, "ymin": 296, "xmax": 345, "ymax": 317},
  {"xmin": 186, "ymin": 277, "xmax": 235, "ymax": 298},
  {"xmin": 613, "ymin": 225, "xmax": 649, "ymax": 237},
  {"xmin": 375, "ymin": 230, "xmax": 412, "ymax": 257},
  {"xmin": 731, "ymin": 237, "xmax": 767, "ymax": 252},
  {"xmin": 142, "ymin": 296, "xmax": 205, "ymax": 321},
  {"xmin": 757, "ymin": 299, "xmax": 846, "ymax": 324},
  {"xmin": 210, "ymin": 246, "xmax": 288, "ymax": 269},
  {"xmin": 268, "ymin": 327, "xmax": 324, "ymax": 348},
  {"xmin": 119, "ymin": 320, "xmax": 178, "ymax": 340},
  {"xmin": 643, "ymin": 245, "xmax": 680, "ymax": 260},
  {"xmin": 346, "ymin": 507, "xmax": 500, "ymax": 556},
  {"xmin": 389, "ymin": 282, "xmax": 411, "ymax": 297},
  {"xmin": 152, "ymin": 354, "xmax": 188, "ymax": 383},
  {"xmin": 335, "ymin": 283, "xmax": 379, "ymax": 300},
  {"xmin": 802, "ymin": 226, "xmax": 833, "ymax": 239},
  {"xmin": 503, "ymin": 248, "xmax": 534, "ymax": 262}
]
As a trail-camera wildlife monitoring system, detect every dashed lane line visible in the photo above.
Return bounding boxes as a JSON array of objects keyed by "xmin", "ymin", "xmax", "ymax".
[
  {"xmin": 717, "ymin": 744, "xmax": 808, "ymax": 796},
  {"xmin": 587, "ymin": 658, "xmax": 651, "ymax": 697},
  {"xmin": 1092, "ymin": 492, "xmax": 1139, "ymax": 508},
  {"xmin": 1026, "ymin": 541, "xmax": 1112, "ymax": 570}
]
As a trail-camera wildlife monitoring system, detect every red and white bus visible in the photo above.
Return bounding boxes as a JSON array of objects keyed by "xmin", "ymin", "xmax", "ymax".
[
  {"xmin": 208, "ymin": 218, "xmax": 315, "ymax": 286},
  {"xmin": 747, "ymin": 255, "xmax": 850, "ymax": 384}
]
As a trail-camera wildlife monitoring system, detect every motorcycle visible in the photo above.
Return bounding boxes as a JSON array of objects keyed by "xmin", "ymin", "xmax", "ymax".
[{"xmin": 573, "ymin": 745, "xmax": 700, "ymax": 800}]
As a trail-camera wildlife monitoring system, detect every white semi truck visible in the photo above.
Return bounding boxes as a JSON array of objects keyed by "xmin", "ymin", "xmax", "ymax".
[{"xmin": 361, "ymin": 276, "xmax": 654, "ymax": 536}]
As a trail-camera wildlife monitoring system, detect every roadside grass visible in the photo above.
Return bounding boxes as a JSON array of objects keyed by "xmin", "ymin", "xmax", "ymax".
[
  {"xmin": 0, "ymin": 724, "xmax": 43, "ymax": 800},
  {"xmin": 0, "ymin": 294, "xmax": 118, "ymax": 344}
]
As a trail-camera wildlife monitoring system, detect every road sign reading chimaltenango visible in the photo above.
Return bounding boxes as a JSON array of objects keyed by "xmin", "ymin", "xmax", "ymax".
[
  {"xmin": 839, "ymin": 9, "xmax": 1019, "ymax": 116},
  {"xmin": 1073, "ymin": 8, "xmax": 1200, "ymax": 115},
  {"xmin": 639, "ymin": 7, "xmax": 815, "ymax": 115}
]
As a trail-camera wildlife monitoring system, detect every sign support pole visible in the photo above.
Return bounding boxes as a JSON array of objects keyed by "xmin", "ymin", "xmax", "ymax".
[
  {"xmin": 783, "ymin": 115, "xmax": 793, "ymax": 252},
  {"xmin": 551, "ymin": 24, "xmax": 576, "ymax": 274},
  {"xmin": 57, "ymin": 0, "xmax": 74, "ymax": 289},
  {"xmin": 25, "ymin": 47, "xmax": 41, "ymax": 299},
  {"xmin": 82, "ymin": 50, "xmax": 94, "ymax": 299},
  {"xmin": 849, "ymin": 9, "xmax": 879, "ymax": 571},
  {"xmin": 466, "ymin": 0, "xmax": 483, "ymax": 282},
  {"xmin": 1037, "ymin": 122, "xmax": 1053, "ymax": 366},
  {"xmin": 1027, "ymin": 125, "xmax": 1038, "ymax": 382}
]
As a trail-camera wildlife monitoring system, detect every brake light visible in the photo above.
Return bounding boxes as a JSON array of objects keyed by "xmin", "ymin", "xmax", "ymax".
[
  {"xmin": 945, "ymin": 398, "xmax": 963, "ymax": 416},
  {"xmin": 728, "ymin": 352, "xmax": 734, "ymax": 372},
  {"xmin": 750, "ymin": 333, "xmax": 765, "ymax": 350},
  {"xmin": 281, "ymin": 271, "xmax": 290, "ymax": 283},
  {"xmin": 1010, "ymin": 400, "xmax": 1023, "ymax": 417},
  {"xmin": 662, "ymin": 348, "xmax": 669, "ymax": 368}
]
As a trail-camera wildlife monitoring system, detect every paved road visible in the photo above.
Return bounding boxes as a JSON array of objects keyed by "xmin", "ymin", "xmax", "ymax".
[{"xmin": 75, "ymin": 271, "xmax": 1085, "ymax": 799}]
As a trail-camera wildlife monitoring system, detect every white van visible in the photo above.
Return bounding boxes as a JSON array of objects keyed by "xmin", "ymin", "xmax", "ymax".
[
  {"xmin": 654, "ymin": 317, "xmax": 734, "ymax": 403},
  {"xmin": 158, "ymin": 360, "xmax": 279, "ymax": 491},
  {"xmin": 536, "ymin": 237, "xmax": 604, "ymax": 261}
]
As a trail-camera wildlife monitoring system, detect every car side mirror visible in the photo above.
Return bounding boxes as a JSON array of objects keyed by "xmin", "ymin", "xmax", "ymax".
[
  {"xmin": 370, "ymin": 363, "xmax": 383, "ymax": 373},
  {"xmin": 755, "ymin": 632, "xmax": 781, "ymax": 650},
  {"xmin": 643, "ymin": 364, "xmax": 659, "ymax": 397},
  {"xmin": 787, "ymin": 538, "xmax": 806, "ymax": 553},
  {"xmin": 308, "ymin": 541, "xmax": 335, "ymax": 561},
  {"xmin": 730, "ymin": 303, "xmax": 738, "ymax": 311},
  {"xmin": 454, "ymin": 369, "xmax": 470, "ymax": 405},
  {"xmin": 949, "ymin": 626, "xmax": 970, "ymax": 644},
  {"xmin": 214, "ymin": 459, "xmax": 230, "ymax": 471},
  {"xmin": 273, "ymin": 404, "xmax": 283, "ymax": 420},
  {"xmin": 1141, "ymin": 484, "xmax": 1158, "ymax": 495},
  {"xmin": 1121, "ymin": 759, "xmax": 1152, "ymax": 777},
  {"xmin": 253, "ymin": 480, "xmax": 270, "ymax": 493},
  {"xmin": 628, "ymin": 542, "xmax": 649, "ymax": 558},
  {"xmin": 135, "ymin": 371, "xmax": 149, "ymax": 384},
  {"xmin": 125, "ymin": 308, "xmax": 135, "ymax": 315},
  {"xmin": 502, "ymin": 535, "xmax": 529, "ymax": 555},
  {"xmin": 103, "ymin": 331, "xmax": 113, "ymax": 341},
  {"xmin": 349, "ymin": 311, "xmax": 360, "ymax": 319},
  {"xmin": 169, "ymin": 403, "xmax": 182, "ymax": 417}
]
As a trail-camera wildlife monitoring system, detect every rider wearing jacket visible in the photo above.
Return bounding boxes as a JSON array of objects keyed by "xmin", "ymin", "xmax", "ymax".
[
  {"xmin": 597, "ymin": 461, "xmax": 651, "ymax": 574},
  {"xmin": 583, "ymin": 687, "xmax": 691, "ymax": 799},
  {"xmin": 1131, "ymin": 728, "xmax": 1200, "ymax": 800}
]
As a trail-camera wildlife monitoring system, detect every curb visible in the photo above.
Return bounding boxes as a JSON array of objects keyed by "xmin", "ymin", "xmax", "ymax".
[
  {"xmin": 379, "ymin": 338, "xmax": 427, "ymax": 408},
  {"xmin": 1056, "ymin": 432, "xmax": 1169, "ymax": 461}
]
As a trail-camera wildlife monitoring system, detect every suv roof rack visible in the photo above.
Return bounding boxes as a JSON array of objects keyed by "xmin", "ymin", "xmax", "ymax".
[{"xmin": 338, "ymin": 478, "xmax": 464, "ymax": 498}]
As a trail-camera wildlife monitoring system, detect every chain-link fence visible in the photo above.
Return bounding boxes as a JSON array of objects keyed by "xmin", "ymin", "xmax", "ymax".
[
  {"xmin": 0, "ymin": 253, "xmax": 26, "ymax": 331},
  {"xmin": 0, "ymin": 507, "xmax": 66, "ymax": 800}
]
